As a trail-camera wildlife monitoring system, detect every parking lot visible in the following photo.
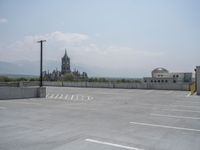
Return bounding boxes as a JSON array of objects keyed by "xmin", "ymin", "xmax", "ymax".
[{"xmin": 0, "ymin": 87, "xmax": 200, "ymax": 150}]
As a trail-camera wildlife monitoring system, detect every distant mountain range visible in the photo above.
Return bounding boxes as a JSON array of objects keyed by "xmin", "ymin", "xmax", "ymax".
[
  {"xmin": 0, "ymin": 61, "xmax": 39, "ymax": 75},
  {"xmin": 0, "ymin": 60, "xmax": 60, "ymax": 76},
  {"xmin": 0, "ymin": 73, "xmax": 38, "ymax": 79},
  {"xmin": 0, "ymin": 60, "xmax": 95, "ymax": 78},
  {"xmin": 0, "ymin": 60, "xmax": 146, "ymax": 78},
  {"xmin": 0, "ymin": 60, "xmax": 106, "ymax": 77}
]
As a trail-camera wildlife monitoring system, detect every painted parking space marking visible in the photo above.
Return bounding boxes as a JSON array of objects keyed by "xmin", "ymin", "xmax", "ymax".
[
  {"xmin": 46, "ymin": 93, "xmax": 94, "ymax": 101},
  {"xmin": 151, "ymin": 113, "xmax": 200, "ymax": 120},
  {"xmin": 70, "ymin": 95, "xmax": 74, "ymax": 100},
  {"xmin": 85, "ymin": 139, "xmax": 144, "ymax": 150},
  {"xmin": 49, "ymin": 94, "xmax": 54, "ymax": 99},
  {"xmin": 80, "ymin": 95, "xmax": 84, "ymax": 100},
  {"xmin": 87, "ymin": 96, "xmax": 94, "ymax": 100},
  {"xmin": 130, "ymin": 121, "xmax": 200, "ymax": 132},
  {"xmin": 58, "ymin": 94, "xmax": 63, "ymax": 99},
  {"xmin": 46, "ymin": 93, "xmax": 50, "ymax": 98},
  {"xmin": 64, "ymin": 94, "xmax": 68, "ymax": 100},
  {"xmin": 75, "ymin": 95, "xmax": 79, "ymax": 100},
  {"xmin": 186, "ymin": 93, "xmax": 191, "ymax": 97},
  {"xmin": 54, "ymin": 94, "xmax": 60, "ymax": 99}
]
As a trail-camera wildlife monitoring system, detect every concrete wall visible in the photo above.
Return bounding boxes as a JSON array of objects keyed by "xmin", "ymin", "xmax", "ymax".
[
  {"xmin": 0, "ymin": 82, "xmax": 19, "ymax": 87},
  {"xmin": 147, "ymin": 83, "xmax": 190, "ymax": 91},
  {"xmin": 196, "ymin": 66, "xmax": 200, "ymax": 95},
  {"xmin": 0, "ymin": 80, "xmax": 190, "ymax": 92},
  {"xmin": 43, "ymin": 81, "xmax": 189, "ymax": 91},
  {"xmin": 0, "ymin": 81, "xmax": 40, "ymax": 87},
  {"xmin": 0, "ymin": 87, "xmax": 46, "ymax": 100}
]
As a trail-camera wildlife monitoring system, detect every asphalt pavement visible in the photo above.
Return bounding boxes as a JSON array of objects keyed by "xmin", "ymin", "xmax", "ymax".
[{"xmin": 0, "ymin": 87, "xmax": 200, "ymax": 150}]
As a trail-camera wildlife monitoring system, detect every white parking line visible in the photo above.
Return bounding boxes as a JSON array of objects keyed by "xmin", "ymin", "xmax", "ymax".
[
  {"xmin": 54, "ymin": 94, "xmax": 60, "ymax": 99},
  {"xmin": 75, "ymin": 95, "xmax": 79, "ymax": 100},
  {"xmin": 87, "ymin": 96, "xmax": 93, "ymax": 100},
  {"xmin": 58, "ymin": 94, "xmax": 63, "ymax": 99},
  {"xmin": 85, "ymin": 139, "xmax": 144, "ymax": 150},
  {"xmin": 186, "ymin": 93, "xmax": 191, "ymax": 97},
  {"xmin": 65, "ymin": 94, "xmax": 68, "ymax": 100},
  {"xmin": 49, "ymin": 94, "xmax": 54, "ymax": 99},
  {"xmin": 151, "ymin": 113, "xmax": 200, "ymax": 120},
  {"xmin": 130, "ymin": 121, "xmax": 200, "ymax": 132},
  {"xmin": 46, "ymin": 93, "xmax": 50, "ymax": 98},
  {"xmin": 70, "ymin": 95, "xmax": 74, "ymax": 100},
  {"xmin": 80, "ymin": 95, "xmax": 84, "ymax": 100}
]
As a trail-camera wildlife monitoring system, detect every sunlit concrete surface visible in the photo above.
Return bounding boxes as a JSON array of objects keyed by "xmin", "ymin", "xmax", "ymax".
[{"xmin": 0, "ymin": 87, "xmax": 200, "ymax": 150}]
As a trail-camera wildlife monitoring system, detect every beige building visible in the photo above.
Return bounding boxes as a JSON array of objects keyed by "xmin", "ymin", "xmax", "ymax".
[{"xmin": 144, "ymin": 67, "xmax": 193, "ymax": 84}]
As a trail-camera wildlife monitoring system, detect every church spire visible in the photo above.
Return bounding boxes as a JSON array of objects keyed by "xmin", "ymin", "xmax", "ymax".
[
  {"xmin": 61, "ymin": 49, "xmax": 71, "ymax": 74},
  {"xmin": 65, "ymin": 49, "xmax": 67, "ymax": 56}
]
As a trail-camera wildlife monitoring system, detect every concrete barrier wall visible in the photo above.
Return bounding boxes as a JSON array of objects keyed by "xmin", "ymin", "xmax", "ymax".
[
  {"xmin": 0, "ymin": 82, "xmax": 19, "ymax": 87},
  {"xmin": 43, "ymin": 81, "xmax": 189, "ymax": 91},
  {"xmin": 22, "ymin": 81, "xmax": 40, "ymax": 86},
  {"xmin": 0, "ymin": 81, "xmax": 40, "ymax": 87},
  {"xmin": 0, "ymin": 87, "xmax": 46, "ymax": 100},
  {"xmin": 0, "ymin": 81, "xmax": 190, "ymax": 91},
  {"xmin": 196, "ymin": 66, "xmax": 200, "ymax": 95},
  {"xmin": 147, "ymin": 83, "xmax": 190, "ymax": 91},
  {"xmin": 43, "ymin": 81, "xmax": 63, "ymax": 87}
]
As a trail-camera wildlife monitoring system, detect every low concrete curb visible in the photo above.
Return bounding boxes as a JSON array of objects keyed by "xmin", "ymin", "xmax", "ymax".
[
  {"xmin": 196, "ymin": 66, "xmax": 200, "ymax": 95},
  {"xmin": 0, "ymin": 87, "xmax": 46, "ymax": 100}
]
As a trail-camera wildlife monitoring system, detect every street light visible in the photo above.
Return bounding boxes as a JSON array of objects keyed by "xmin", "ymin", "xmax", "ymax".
[{"xmin": 37, "ymin": 40, "xmax": 46, "ymax": 87}]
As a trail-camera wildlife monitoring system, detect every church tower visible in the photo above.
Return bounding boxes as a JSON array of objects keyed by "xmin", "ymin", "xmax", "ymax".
[{"xmin": 61, "ymin": 49, "xmax": 71, "ymax": 74}]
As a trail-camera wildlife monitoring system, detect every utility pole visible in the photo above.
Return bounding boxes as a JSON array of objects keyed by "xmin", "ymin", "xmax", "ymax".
[{"xmin": 37, "ymin": 40, "xmax": 46, "ymax": 87}]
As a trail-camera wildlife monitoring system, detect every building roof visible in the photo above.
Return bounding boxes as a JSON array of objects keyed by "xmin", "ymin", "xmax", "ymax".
[{"xmin": 152, "ymin": 67, "xmax": 169, "ymax": 74}]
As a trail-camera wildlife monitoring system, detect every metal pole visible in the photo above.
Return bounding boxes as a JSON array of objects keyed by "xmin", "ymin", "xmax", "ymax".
[
  {"xmin": 195, "ymin": 68, "xmax": 197, "ymax": 91},
  {"xmin": 37, "ymin": 40, "xmax": 46, "ymax": 87},
  {"xmin": 40, "ymin": 41, "xmax": 43, "ymax": 87}
]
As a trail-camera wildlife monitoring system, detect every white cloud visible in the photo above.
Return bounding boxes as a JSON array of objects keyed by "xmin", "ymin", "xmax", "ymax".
[
  {"xmin": 71, "ymin": 45, "xmax": 164, "ymax": 70},
  {"xmin": 24, "ymin": 31, "xmax": 89, "ymax": 45},
  {"xmin": 0, "ymin": 18, "xmax": 8, "ymax": 24},
  {"xmin": 0, "ymin": 31, "xmax": 165, "ymax": 77},
  {"xmin": 0, "ymin": 31, "xmax": 89, "ymax": 61}
]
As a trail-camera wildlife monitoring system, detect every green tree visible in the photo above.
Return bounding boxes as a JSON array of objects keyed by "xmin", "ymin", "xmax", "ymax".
[
  {"xmin": 0, "ymin": 76, "xmax": 15, "ymax": 82},
  {"xmin": 63, "ymin": 73, "xmax": 75, "ymax": 81}
]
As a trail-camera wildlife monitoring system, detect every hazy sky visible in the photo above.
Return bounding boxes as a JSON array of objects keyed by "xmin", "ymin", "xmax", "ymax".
[{"xmin": 0, "ymin": 0, "xmax": 199, "ymax": 77}]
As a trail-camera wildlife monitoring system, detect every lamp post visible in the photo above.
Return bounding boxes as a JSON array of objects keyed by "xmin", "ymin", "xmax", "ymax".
[{"xmin": 37, "ymin": 40, "xmax": 46, "ymax": 87}]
